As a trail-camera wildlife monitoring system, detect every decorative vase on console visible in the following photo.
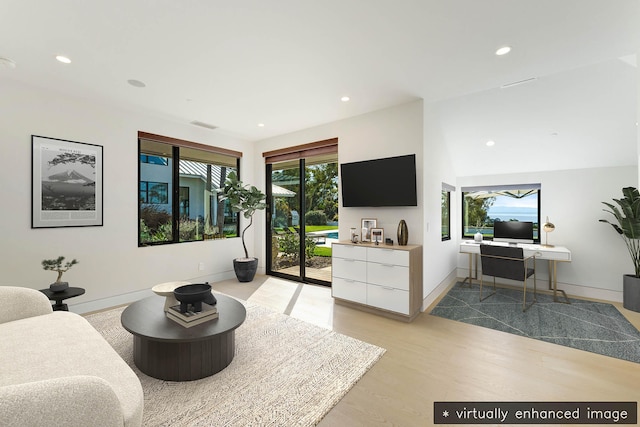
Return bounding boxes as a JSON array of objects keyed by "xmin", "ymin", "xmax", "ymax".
[
  {"xmin": 474, "ymin": 231, "xmax": 483, "ymax": 242},
  {"xmin": 397, "ymin": 220, "xmax": 408, "ymax": 246}
]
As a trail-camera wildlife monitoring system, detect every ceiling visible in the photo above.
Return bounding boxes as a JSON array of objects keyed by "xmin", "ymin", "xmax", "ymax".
[{"xmin": 1, "ymin": 0, "xmax": 638, "ymax": 176}]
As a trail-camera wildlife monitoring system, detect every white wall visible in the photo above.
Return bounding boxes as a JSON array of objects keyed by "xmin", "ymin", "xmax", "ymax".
[
  {"xmin": 254, "ymin": 100, "xmax": 424, "ymax": 273},
  {"xmin": 422, "ymin": 102, "xmax": 459, "ymax": 305},
  {"xmin": 456, "ymin": 165, "xmax": 637, "ymax": 301},
  {"xmin": 0, "ymin": 79, "xmax": 256, "ymax": 312}
]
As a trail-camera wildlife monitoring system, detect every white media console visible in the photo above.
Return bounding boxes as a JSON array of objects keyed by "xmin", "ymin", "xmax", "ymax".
[{"xmin": 331, "ymin": 241, "xmax": 423, "ymax": 322}]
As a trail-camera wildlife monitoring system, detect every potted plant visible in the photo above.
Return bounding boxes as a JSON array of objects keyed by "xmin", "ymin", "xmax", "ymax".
[
  {"xmin": 600, "ymin": 186, "xmax": 640, "ymax": 312},
  {"xmin": 42, "ymin": 256, "xmax": 79, "ymax": 292},
  {"xmin": 217, "ymin": 171, "xmax": 267, "ymax": 282}
]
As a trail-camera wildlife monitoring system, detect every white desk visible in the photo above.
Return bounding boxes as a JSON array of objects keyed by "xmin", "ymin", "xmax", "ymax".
[{"xmin": 459, "ymin": 240, "xmax": 572, "ymax": 303}]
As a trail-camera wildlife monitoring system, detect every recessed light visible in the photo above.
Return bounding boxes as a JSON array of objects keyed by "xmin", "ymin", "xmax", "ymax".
[
  {"xmin": 486, "ymin": 140, "xmax": 495, "ymax": 147},
  {"xmin": 0, "ymin": 57, "xmax": 16, "ymax": 69},
  {"xmin": 341, "ymin": 96, "xmax": 350, "ymax": 102},
  {"xmin": 495, "ymin": 46, "xmax": 511, "ymax": 56},
  {"xmin": 257, "ymin": 123, "xmax": 265, "ymax": 127},
  {"xmin": 127, "ymin": 79, "xmax": 146, "ymax": 88},
  {"xmin": 55, "ymin": 55, "xmax": 71, "ymax": 64}
]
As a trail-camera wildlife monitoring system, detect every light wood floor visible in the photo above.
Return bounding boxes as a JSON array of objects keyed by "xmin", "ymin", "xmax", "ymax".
[{"xmin": 213, "ymin": 275, "xmax": 640, "ymax": 426}]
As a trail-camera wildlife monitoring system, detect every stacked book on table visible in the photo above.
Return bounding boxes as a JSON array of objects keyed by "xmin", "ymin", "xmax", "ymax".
[{"xmin": 166, "ymin": 303, "xmax": 218, "ymax": 328}]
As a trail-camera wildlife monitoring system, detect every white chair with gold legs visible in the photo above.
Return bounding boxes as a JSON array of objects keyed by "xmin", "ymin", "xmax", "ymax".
[{"xmin": 479, "ymin": 244, "xmax": 537, "ymax": 312}]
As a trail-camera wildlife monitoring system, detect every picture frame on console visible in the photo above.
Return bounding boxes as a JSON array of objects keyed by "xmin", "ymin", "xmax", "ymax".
[
  {"xmin": 371, "ymin": 228, "xmax": 384, "ymax": 244},
  {"xmin": 31, "ymin": 135, "xmax": 103, "ymax": 228},
  {"xmin": 361, "ymin": 218, "xmax": 377, "ymax": 242}
]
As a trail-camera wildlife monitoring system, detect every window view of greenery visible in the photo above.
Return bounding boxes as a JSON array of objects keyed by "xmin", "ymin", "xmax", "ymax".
[
  {"xmin": 441, "ymin": 189, "xmax": 451, "ymax": 241},
  {"xmin": 270, "ymin": 158, "xmax": 338, "ymax": 278},
  {"xmin": 462, "ymin": 186, "xmax": 540, "ymax": 241},
  {"xmin": 139, "ymin": 139, "xmax": 239, "ymax": 245}
]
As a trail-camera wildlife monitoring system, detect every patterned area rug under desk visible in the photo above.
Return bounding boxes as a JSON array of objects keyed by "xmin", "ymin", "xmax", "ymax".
[
  {"xmin": 430, "ymin": 282, "xmax": 640, "ymax": 364},
  {"xmin": 86, "ymin": 299, "xmax": 385, "ymax": 426}
]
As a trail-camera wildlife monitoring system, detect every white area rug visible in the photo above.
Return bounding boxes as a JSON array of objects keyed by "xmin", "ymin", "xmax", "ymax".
[{"xmin": 85, "ymin": 299, "xmax": 385, "ymax": 426}]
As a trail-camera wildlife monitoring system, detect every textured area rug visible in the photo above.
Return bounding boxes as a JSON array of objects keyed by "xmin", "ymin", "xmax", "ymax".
[
  {"xmin": 86, "ymin": 300, "xmax": 385, "ymax": 426},
  {"xmin": 431, "ymin": 282, "xmax": 640, "ymax": 364}
]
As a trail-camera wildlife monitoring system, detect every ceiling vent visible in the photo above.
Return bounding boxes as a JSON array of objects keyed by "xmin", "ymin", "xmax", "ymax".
[{"xmin": 190, "ymin": 121, "xmax": 218, "ymax": 130}]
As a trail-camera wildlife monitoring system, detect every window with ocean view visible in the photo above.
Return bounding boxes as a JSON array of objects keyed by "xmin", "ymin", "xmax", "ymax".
[{"xmin": 461, "ymin": 184, "xmax": 541, "ymax": 242}]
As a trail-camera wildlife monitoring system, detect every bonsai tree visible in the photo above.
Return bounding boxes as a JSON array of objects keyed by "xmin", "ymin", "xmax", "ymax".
[
  {"xmin": 42, "ymin": 256, "xmax": 79, "ymax": 284},
  {"xmin": 217, "ymin": 171, "xmax": 267, "ymax": 259},
  {"xmin": 599, "ymin": 187, "xmax": 640, "ymax": 277}
]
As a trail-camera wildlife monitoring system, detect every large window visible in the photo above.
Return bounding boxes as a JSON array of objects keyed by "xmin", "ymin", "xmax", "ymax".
[
  {"xmin": 138, "ymin": 132, "xmax": 241, "ymax": 246},
  {"xmin": 461, "ymin": 184, "xmax": 541, "ymax": 242}
]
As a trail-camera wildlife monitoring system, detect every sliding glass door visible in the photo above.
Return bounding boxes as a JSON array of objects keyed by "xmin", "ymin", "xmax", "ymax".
[{"xmin": 266, "ymin": 154, "xmax": 338, "ymax": 286}]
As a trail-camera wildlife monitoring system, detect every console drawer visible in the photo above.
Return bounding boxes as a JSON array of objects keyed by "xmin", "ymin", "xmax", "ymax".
[
  {"xmin": 332, "ymin": 243, "xmax": 367, "ymax": 261},
  {"xmin": 366, "ymin": 263, "xmax": 409, "ymax": 290},
  {"xmin": 332, "ymin": 257, "xmax": 367, "ymax": 281},
  {"xmin": 366, "ymin": 247, "xmax": 409, "ymax": 266},
  {"xmin": 367, "ymin": 284, "xmax": 410, "ymax": 315},
  {"xmin": 332, "ymin": 277, "xmax": 367, "ymax": 305}
]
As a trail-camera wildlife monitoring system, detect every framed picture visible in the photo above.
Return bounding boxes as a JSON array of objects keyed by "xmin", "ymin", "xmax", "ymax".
[
  {"xmin": 361, "ymin": 218, "xmax": 377, "ymax": 242},
  {"xmin": 32, "ymin": 135, "xmax": 103, "ymax": 228},
  {"xmin": 371, "ymin": 228, "xmax": 384, "ymax": 244}
]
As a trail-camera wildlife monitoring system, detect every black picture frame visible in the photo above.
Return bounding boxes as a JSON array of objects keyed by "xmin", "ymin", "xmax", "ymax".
[{"xmin": 31, "ymin": 135, "xmax": 103, "ymax": 228}]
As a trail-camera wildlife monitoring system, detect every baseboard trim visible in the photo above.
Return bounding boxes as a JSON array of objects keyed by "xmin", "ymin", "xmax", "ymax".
[
  {"xmin": 422, "ymin": 270, "xmax": 458, "ymax": 312},
  {"xmin": 72, "ymin": 271, "xmax": 237, "ymax": 314}
]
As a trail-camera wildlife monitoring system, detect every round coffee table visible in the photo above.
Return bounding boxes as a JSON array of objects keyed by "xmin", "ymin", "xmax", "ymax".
[{"xmin": 121, "ymin": 294, "xmax": 246, "ymax": 381}]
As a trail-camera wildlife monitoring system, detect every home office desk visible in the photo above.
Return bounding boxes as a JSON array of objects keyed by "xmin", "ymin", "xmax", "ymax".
[{"xmin": 460, "ymin": 240, "xmax": 572, "ymax": 303}]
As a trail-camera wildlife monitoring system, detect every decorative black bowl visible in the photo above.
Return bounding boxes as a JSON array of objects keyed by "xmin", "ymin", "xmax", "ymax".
[{"xmin": 173, "ymin": 283, "xmax": 213, "ymax": 313}]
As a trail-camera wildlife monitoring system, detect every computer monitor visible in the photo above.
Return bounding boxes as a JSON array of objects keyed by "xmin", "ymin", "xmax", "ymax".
[{"xmin": 493, "ymin": 221, "xmax": 534, "ymax": 244}]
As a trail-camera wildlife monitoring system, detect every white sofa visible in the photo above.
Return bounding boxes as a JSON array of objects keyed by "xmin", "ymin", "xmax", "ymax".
[{"xmin": 0, "ymin": 286, "xmax": 143, "ymax": 427}]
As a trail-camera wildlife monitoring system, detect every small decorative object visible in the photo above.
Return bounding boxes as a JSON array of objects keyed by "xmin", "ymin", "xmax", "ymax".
[
  {"xmin": 42, "ymin": 256, "xmax": 78, "ymax": 292},
  {"xmin": 542, "ymin": 216, "xmax": 555, "ymax": 247},
  {"xmin": 371, "ymin": 228, "xmax": 384, "ymax": 245},
  {"xmin": 350, "ymin": 227, "xmax": 357, "ymax": 242},
  {"xmin": 385, "ymin": 238, "xmax": 394, "ymax": 245},
  {"xmin": 474, "ymin": 231, "xmax": 483, "ymax": 242},
  {"xmin": 152, "ymin": 281, "xmax": 191, "ymax": 312},
  {"xmin": 361, "ymin": 218, "xmax": 377, "ymax": 242},
  {"xmin": 173, "ymin": 283, "xmax": 213, "ymax": 313},
  {"xmin": 397, "ymin": 219, "xmax": 408, "ymax": 246}
]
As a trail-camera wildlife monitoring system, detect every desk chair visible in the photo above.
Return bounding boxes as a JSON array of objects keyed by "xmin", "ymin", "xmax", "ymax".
[{"xmin": 479, "ymin": 244, "xmax": 537, "ymax": 312}]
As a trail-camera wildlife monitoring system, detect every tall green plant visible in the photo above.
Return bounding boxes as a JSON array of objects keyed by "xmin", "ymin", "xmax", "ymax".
[
  {"xmin": 217, "ymin": 171, "xmax": 267, "ymax": 259},
  {"xmin": 600, "ymin": 187, "xmax": 640, "ymax": 277}
]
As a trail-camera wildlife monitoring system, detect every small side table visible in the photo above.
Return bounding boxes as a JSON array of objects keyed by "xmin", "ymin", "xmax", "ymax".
[{"xmin": 39, "ymin": 287, "xmax": 85, "ymax": 311}]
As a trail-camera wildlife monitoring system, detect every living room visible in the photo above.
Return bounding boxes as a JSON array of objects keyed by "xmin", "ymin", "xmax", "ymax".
[{"xmin": 1, "ymin": 1, "xmax": 640, "ymax": 425}]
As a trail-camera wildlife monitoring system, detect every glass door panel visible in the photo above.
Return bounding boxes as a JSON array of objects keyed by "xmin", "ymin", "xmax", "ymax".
[
  {"xmin": 269, "ymin": 161, "xmax": 301, "ymax": 278},
  {"xmin": 302, "ymin": 159, "xmax": 338, "ymax": 283}
]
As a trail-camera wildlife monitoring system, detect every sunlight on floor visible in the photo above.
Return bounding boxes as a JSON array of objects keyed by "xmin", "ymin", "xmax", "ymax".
[{"xmin": 247, "ymin": 277, "xmax": 334, "ymax": 329}]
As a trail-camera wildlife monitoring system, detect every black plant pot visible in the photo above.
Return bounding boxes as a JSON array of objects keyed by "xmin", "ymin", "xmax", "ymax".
[
  {"xmin": 233, "ymin": 258, "xmax": 258, "ymax": 282},
  {"xmin": 50, "ymin": 282, "xmax": 69, "ymax": 293},
  {"xmin": 623, "ymin": 274, "xmax": 640, "ymax": 312}
]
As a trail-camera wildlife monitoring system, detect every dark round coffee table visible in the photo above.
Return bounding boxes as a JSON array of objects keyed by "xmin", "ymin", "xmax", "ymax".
[{"xmin": 121, "ymin": 294, "xmax": 246, "ymax": 381}]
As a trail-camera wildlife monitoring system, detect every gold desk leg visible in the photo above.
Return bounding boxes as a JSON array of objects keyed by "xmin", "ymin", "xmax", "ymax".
[
  {"xmin": 461, "ymin": 253, "xmax": 476, "ymax": 288},
  {"xmin": 549, "ymin": 260, "xmax": 570, "ymax": 304}
]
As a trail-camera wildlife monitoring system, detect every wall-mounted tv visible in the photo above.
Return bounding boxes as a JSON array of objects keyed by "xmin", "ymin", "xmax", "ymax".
[{"xmin": 340, "ymin": 154, "xmax": 417, "ymax": 207}]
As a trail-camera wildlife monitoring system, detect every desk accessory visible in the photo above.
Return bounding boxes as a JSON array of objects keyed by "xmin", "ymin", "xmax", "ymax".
[{"xmin": 542, "ymin": 216, "xmax": 555, "ymax": 247}]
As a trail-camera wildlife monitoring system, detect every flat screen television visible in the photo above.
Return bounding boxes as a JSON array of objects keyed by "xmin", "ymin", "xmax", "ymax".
[
  {"xmin": 493, "ymin": 221, "xmax": 534, "ymax": 244},
  {"xmin": 340, "ymin": 154, "xmax": 417, "ymax": 207}
]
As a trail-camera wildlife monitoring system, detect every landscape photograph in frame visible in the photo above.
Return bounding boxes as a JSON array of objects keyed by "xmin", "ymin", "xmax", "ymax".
[{"xmin": 31, "ymin": 135, "xmax": 103, "ymax": 228}]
